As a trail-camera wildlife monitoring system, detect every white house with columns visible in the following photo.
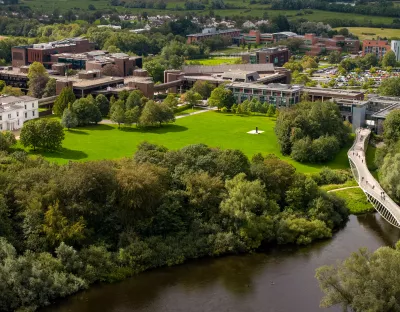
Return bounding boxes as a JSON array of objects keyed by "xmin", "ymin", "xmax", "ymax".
[{"xmin": 0, "ymin": 95, "xmax": 38, "ymax": 131}]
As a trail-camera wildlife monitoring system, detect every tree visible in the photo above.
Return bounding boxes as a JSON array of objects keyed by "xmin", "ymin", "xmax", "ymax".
[
  {"xmin": 0, "ymin": 86, "xmax": 23, "ymax": 96},
  {"xmin": 101, "ymin": 64, "xmax": 122, "ymax": 77},
  {"xmin": 316, "ymin": 244, "xmax": 400, "ymax": 311},
  {"xmin": 0, "ymin": 131, "xmax": 16, "ymax": 151},
  {"xmin": 266, "ymin": 104, "xmax": 276, "ymax": 117},
  {"xmin": 162, "ymin": 93, "xmax": 178, "ymax": 109},
  {"xmin": 327, "ymin": 51, "xmax": 341, "ymax": 64},
  {"xmin": 20, "ymin": 119, "xmax": 65, "ymax": 151},
  {"xmin": 124, "ymin": 107, "xmax": 141, "ymax": 127},
  {"xmin": 139, "ymin": 101, "xmax": 175, "ymax": 127},
  {"xmin": 382, "ymin": 50, "xmax": 397, "ymax": 68},
  {"xmin": 380, "ymin": 152, "xmax": 400, "ymax": 201},
  {"xmin": 20, "ymin": 120, "xmax": 41, "ymax": 151},
  {"xmin": 111, "ymin": 105, "xmax": 125, "ymax": 128},
  {"xmin": 43, "ymin": 78, "xmax": 56, "ymax": 97},
  {"xmin": 182, "ymin": 90, "xmax": 202, "ymax": 108},
  {"xmin": 125, "ymin": 91, "xmax": 143, "ymax": 110},
  {"xmin": 378, "ymin": 77, "xmax": 400, "ymax": 96},
  {"xmin": 383, "ymin": 109, "xmax": 400, "ymax": 145},
  {"xmin": 61, "ymin": 105, "xmax": 78, "ymax": 130},
  {"xmin": 95, "ymin": 94, "xmax": 110, "ymax": 117},
  {"xmin": 53, "ymin": 87, "xmax": 76, "ymax": 116},
  {"xmin": 27, "ymin": 62, "xmax": 49, "ymax": 98},
  {"xmin": 208, "ymin": 86, "xmax": 235, "ymax": 110},
  {"xmin": 0, "ymin": 80, "xmax": 5, "ymax": 92},
  {"xmin": 72, "ymin": 98, "xmax": 102, "ymax": 126},
  {"xmin": 192, "ymin": 80, "xmax": 215, "ymax": 99}
]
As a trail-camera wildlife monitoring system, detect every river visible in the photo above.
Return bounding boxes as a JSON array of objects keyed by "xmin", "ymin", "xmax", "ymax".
[{"xmin": 44, "ymin": 214, "xmax": 400, "ymax": 312}]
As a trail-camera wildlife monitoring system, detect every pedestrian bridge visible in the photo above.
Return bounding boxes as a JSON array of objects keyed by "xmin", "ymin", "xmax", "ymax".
[{"xmin": 348, "ymin": 128, "xmax": 400, "ymax": 228}]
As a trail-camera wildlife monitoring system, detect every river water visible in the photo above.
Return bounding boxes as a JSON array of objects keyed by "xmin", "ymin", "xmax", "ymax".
[{"xmin": 45, "ymin": 214, "xmax": 400, "ymax": 312}]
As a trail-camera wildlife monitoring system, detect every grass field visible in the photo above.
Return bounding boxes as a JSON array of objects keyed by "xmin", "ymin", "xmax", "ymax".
[
  {"xmin": 334, "ymin": 27, "xmax": 400, "ymax": 40},
  {"xmin": 185, "ymin": 58, "xmax": 240, "ymax": 66},
  {"xmin": 21, "ymin": 112, "xmax": 350, "ymax": 173},
  {"xmin": 334, "ymin": 187, "xmax": 374, "ymax": 214}
]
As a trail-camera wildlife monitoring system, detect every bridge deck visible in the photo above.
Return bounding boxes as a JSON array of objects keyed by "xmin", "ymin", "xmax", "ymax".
[{"xmin": 348, "ymin": 128, "xmax": 400, "ymax": 228}]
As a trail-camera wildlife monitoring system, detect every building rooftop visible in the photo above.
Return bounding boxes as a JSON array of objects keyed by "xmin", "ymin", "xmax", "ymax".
[
  {"xmin": 187, "ymin": 28, "xmax": 240, "ymax": 37},
  {"xmin": 69, "ymin": 76, "xmax": 125, "ymax": 88},
  {"xmin": 303, "ymin": 87, "xmax": 364, "ymax": 97},
  {"xmin": 0, "ymin": 95, "xmax": 37, "ymax": 104},
  {"xmin": 226, "ymin": 82, "xmax": 302, "ymax": 91},
  {"xmin": 182, "ymin": 63, "xmax": 275, "ymax": 74}
]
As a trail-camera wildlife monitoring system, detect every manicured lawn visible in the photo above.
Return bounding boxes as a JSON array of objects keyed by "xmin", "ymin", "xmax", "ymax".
[
  {"xmin": 185, "ymin": 58, "xmax": 240, "ymax": 66},
  {"xmin": 20, "ymin": 112, "xmax": 350, "ymax": 173},
  {"xmin": 334, "ymin": 27, "xmax": 400, "ymax": 40},
  {"xmin": 334, "ymin": 187, "xmax": 374, "ymax": 214},
  {"xmin": 320, "ymin": 180, "xmax": 358, "ymax": 192}
]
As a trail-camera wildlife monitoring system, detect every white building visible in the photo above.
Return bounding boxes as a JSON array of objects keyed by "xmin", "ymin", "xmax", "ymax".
[
  {"xmin": 0, "ymin": 95, "xmax": 38, "ymax": 131},
  {"xmin": 391, "ymin": 40, "xmax": 400, "ymax": 61}
]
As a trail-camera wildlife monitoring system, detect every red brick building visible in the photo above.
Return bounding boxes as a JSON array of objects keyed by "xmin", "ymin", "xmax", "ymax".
[
  {"xmin": 362, "ymin": 40, "xmax": 391, "ymax": 59},
  {"xmin": 302, "ymin": 34, "xmax": 360, "ymax": 56},
  {"xmin": 242, "ymin": 47, "xmax": 290, "ymax": 67},
  {"xmin": 12, "ymin": 38, "xmax": 95, "ymax": 68}
]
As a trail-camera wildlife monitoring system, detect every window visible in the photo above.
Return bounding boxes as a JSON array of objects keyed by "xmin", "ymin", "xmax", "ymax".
[
  {"xmin": 8, "ymin": 114, "xmax": 11, "ymax": 119},
  {"xmin": 32, "ymin": 103, "xmax": 34, "ymax": 108},
  {"xmin": 24, "ymin": 105, "xmax": 26, "ymax": 109},
  {"xmin": 0, "ymin": 124, "xmax": 2, "ymax": 130},
  {"xmin": 32, "ymin": 111, "xmax": 35, "ymax": 117},
  {"xmin": 16, "ymin": 112, "xmax": 19, "ymax": 117},
  {"xmin": 25, "ymin": 112, "xmax": 27, "ymax": 118},
  {"xmin": 17, "ymin": 120, "xmax": 19, "ymax": 126},
  {"xmin": 0, "ymin": 116, "xmax": 2, "ymax": 121}
]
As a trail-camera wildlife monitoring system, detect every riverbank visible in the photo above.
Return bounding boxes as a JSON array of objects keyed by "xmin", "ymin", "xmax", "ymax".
[{"xmin": 41, "ymin": 214, "xmax": 400, "ymax": 312}]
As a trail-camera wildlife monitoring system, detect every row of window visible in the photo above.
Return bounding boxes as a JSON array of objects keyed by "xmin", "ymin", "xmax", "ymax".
[
  {"xmin": 0, "ymin": 110, "xmax": 35, "ymax": 121},
  {"xmin": 24, "ymin": 103, "xmax": 35, "ymax": 109}
]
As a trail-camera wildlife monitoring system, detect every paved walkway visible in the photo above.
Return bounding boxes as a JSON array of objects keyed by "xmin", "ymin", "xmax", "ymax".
[
  {"xmin": 349, "ymin": 128, "xmax": 400, "ymax": 226},
  {"xmin": 327, "ymin": 186, "xmax": 360, "ymax": 193}
]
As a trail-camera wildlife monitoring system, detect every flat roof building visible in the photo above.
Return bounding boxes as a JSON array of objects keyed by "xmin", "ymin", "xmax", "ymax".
[
  {"xmin": 187, "ymin": 28, "xmax": 241, "ymax": 44},
  {"xmin": 12, "ymin": 38, "xmax": 96, "ymax": 68}
]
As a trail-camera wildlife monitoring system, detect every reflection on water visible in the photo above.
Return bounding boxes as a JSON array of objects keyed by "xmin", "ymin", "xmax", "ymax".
[{"xmin": 43, "ymin": 213, "xmax": 400, "ymax": 312}]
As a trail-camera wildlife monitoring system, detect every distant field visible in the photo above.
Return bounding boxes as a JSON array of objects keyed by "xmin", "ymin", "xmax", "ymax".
[
  {"xmin": 334, "ymin": 27, "xmax": 400, "ymax": 40},
  {"xmin": 185, "ymin": 58, "xmax": 240, "ymax": 66},
  {"xmin": 15, "ymin": 1, "xmax": 395, "ymax": 25}
]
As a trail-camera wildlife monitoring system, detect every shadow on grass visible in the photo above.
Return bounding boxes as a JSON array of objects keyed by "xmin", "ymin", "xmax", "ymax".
[
  {"xmin": 80, "ymin": 124, "xmax": 115, "ymax": 131},
  {"xmin": 66, "ymin": 129, "xmax": 89, "ymax": 135},
  {"xmin": 119, "ymin": 124, "xmax": 188, "ymax": 134},
  {"xmin": 31, "ymin": 148, "xmax": 88, "ymax": 160}
]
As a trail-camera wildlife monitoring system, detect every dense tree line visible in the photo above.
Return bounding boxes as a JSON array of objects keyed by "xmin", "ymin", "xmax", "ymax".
[
  {"xmin": 316, "ymin": 242, "xmax": 400, "ymax": 311},
  {"xmin": 275, "ymin": 101, "xmax": 350, "ymax": 163},
  {"xmin": 0, "ymin": 142, "xmax": 349, "ymax": 311},
  {"xmin": 375, "ymin": 110, "xmax": 400, "ymax": 203}
]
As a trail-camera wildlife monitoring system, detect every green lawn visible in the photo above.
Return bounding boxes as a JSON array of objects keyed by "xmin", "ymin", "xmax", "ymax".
[
  {"xmin": 185, "ymin": 58, "xmax": 240, "ymax": 66},
  {"xmin": 334, "ymin": 187, "xmax": 374, "ymax": 214},
  {"xmin": 20, "ymin": 112, "xmax": 350, "ymax": 173},
  {"xmin": 320, "ymin": 180, "xmax": 358, "ymax": 192},
  {"xmin": 334, "ymin": 27, "xmax": 400, "ymax": 40},
  {"xmin": 175, "ymin": 107, "xmax": 205, "ymax": 116}
]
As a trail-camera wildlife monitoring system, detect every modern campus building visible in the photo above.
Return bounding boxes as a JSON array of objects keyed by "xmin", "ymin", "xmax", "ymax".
[
  {"xmin": 241, "ymin": 47, "xmax": 290, "ymax": 67},
  {"xmin": 362, "ymin": 40, "xmax": 391, "ymax": 59},
  {"xmin": 186, "ymin": 28, "xmax": 241, "ymax": 44},
  {"xmin": 11, "ymin": 38, "xmax": 96, "ymax": 68},
  {"xmin": 0, "ymin": 95, "xmax": 38, "ymax": 130},
  {"xmin": 225, "ymin": 82, "xmax": 302, "ymax": 107}
]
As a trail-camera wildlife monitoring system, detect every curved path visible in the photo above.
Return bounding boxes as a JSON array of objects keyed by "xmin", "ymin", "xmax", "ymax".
[
  {"xmin": 348, "ymin": 128, "xmax": 400, "ymax": 228},
  {"xmin": 327, "ymin": 186, "xmax": 360, "ymax": 193}
]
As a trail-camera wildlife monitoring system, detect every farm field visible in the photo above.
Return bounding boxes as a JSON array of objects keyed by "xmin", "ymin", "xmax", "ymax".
[
  {"xmin": 21, "ymin": 112, "xmax": 350, "ymax": 173},
  {"xmin": 16, "ymin": 0, "xmax": 395, "ymax": 25},
  {"xmin": 334, "ymin": 27, "xmax": 400, "ymax": 40}
]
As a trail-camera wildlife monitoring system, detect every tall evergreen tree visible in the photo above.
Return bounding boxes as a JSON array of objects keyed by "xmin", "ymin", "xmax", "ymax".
[{"xmin": 53, "ymin": 88, "xmax": 76, "ymax": 116}]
